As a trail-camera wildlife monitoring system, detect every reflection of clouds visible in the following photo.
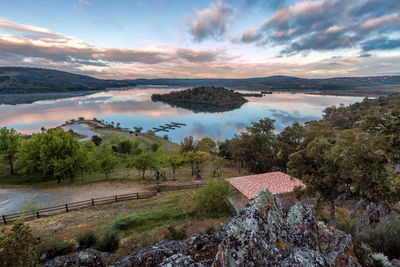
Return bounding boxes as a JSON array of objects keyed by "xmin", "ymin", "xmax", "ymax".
[{"xmin": 2, "ymin": 89, "xmax": 363, "ymax": 142}]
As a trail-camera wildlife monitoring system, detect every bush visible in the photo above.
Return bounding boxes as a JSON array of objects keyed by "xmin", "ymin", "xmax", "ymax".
[
  {"xmin": 195, "ymin": 180, "xmax": 232, "ymax": 218},
  {"xmin": 164, "ymin": 226, "xmax": 187, "ymax": 241},
  {"xmin": 113, "ymin": 216, "xmax": 146, "ymax": 231},
  {"xmin": 0, "ymin": 220, "xmax": 37, "ymax": 267},
  {"xmin": 359, "ymin": 218, "xmax": 400, "ymax": 260},
  {"xmin": 36, "ymin": 237, "xmax": 74, "ymax": 262},
  {"xmin": 95, "ymin": 230, "xmax": 120, "ymax": 252},
  {"xmin": 76, "ymin": 230, "xmax": 98, "ymax": 249}
]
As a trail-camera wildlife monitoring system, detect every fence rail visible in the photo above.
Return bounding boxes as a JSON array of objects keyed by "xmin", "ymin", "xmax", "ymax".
[{"xmin": 1, "ymin": 183, "xmax": 202, "ymax": 225}]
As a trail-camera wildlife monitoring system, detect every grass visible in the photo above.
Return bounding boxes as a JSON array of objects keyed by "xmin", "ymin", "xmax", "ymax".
[{"xmin": 25, "ymin": 190, "xmax": 230, "ymax": 247}]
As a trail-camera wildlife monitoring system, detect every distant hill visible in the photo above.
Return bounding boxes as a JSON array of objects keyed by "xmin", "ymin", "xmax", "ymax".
[
  {"xmin": 0, "ymin": 67, "xmax": 136, "ymax": 94},
  {"xmin": 133, "ymin": 75, "xmax": 400, "ymax": 94},
  {"xmin": 1, "ymin": 67, "xmax": 399, "ymax": 95}
]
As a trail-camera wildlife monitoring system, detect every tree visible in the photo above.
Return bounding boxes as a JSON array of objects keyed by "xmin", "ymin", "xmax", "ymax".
[
  {"xmin": 276, "ymin": 122, "xmax": 305, "ymax": 171},
  {"xmin": 288, "ymin": 135, "xmax": 345, "ymax": 225},
  {"xmin": 92, "ymin": 135, "xmax": 102, "ymax": 146},
  {"xmin": 186, "ymin": 151, "xmax": 210, "ymax": 178},
  {"xmin": 17, "ymin": 129, "xmax": 81, "ymax": 183},
  {"xmin": 239, "ymin": 118, "xmax": 277, "ymax": 173},
  {"xmin": 150, "ymin": 142, "xmax": 161, "ymax": 153},
  {"xmin": 96, "ymin": 146, "xmax": 119, "ymax": 179},
  {"xmin": 132, "ymin": 151, "xmax": 157, "ymax": 178},
  {"xmin": 163, "ymin": 153, "xmax": 188, "ymax": 180},
  {"xmin": 76, "ymin": 141, "xmax": 98, "ymax": 181},
  {"xmin": 213, "ymin": 156, "xmax": 228, "ymax": 179},
  {"xmin": 0, "ymin": 127, "xmax": 22, "ymax": 175},
  {"xmin": 180, "ymin": 136, "xmax": 197, "ymax": 154},
  {"xmin": 117, "ymin": 140, "xmax": 133, "ymax": 154}
]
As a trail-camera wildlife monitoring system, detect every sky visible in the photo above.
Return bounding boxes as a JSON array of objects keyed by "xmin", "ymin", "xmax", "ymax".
[{"xmin": 0, "ymin": 0, "xmax": 400, "ymax": 79}]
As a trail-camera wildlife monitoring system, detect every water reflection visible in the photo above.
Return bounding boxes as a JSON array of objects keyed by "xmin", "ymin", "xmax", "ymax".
[{"xmin": 0, "ymin": 86, "xmax": 364, "ymax": 143}]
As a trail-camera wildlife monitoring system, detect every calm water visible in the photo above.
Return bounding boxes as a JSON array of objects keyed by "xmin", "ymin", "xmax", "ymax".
[{"xmin": 0, "ymin": 86, "xmax": 364, "ymax": 143}]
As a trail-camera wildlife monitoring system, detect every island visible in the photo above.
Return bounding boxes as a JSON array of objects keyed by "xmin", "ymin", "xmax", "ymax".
[{"xmin": 151, "ymin": 86, "xmax": 248, "ymax": 113}]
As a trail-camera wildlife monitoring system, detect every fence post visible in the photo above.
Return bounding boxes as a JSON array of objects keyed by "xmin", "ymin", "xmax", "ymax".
[
  {"xmin": 136, "ymin": 192, "xmax": 139, "ymax": 199},
  {"xmin": 197, "ymin": 184, "xmax": 199, "ymax": 188},
  {"xmin": 115, "ymin": 195, "xmax": 118, "ymax": 203},
  {"xmin": 2, "ymin": 215, "xmax": 6, "ymax": 225},
  {"xmin": 36, "ymin": 212, "xmax": 40, "ymax": 219},
  {"xmin": 92, "ymin": 198, "xmax": 94, "ymax": 206},
  {"xmin": 65, "ymin": 204, "xmax": 69, "ymax": 212}
]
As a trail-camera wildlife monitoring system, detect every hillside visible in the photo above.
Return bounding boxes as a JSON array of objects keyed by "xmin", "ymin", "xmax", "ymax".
[
  {"xmin": 0, "ymin": 67, "xmax": 136, "ymax": 94},
  {"xmin": 151, "ymin": 86, "xmax": 247, "ymax": 112},
  {"xmin": 134, "ymin": 75, "xmax": 400, "ymax": 95}
]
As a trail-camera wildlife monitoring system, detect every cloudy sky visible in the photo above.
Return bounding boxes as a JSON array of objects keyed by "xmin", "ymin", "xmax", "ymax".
[{"xmin": 0, "ymin": 0, "xmax": 399, "ymax": 79}]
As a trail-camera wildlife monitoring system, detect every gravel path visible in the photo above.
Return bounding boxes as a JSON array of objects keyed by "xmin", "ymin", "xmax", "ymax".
[
  {"xmin": 0, "ymin": 182, "xmax": 148, "ymax": 215},
  {"xmin": 61, "ymin": 123, "xmax": 96, "ymax": 141}
]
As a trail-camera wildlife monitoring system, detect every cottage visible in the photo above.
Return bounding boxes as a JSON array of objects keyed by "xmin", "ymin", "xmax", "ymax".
[{"xmin": 228, "ymin": 171, "xmax": 305, "ymax": 213}]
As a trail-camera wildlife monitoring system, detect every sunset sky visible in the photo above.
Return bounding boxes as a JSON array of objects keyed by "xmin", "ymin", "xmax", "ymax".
[{"xmin": 0, "ymin": 0, "xmax": 399, "ymax": 79}]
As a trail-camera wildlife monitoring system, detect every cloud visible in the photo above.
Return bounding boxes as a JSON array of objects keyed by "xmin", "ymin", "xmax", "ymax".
[
  {"xmin": 187, "ymin": 1, "xmax": 233, "ymax": 42},
  {"xmin": 361, "ymin": 37, "xmax": 400, "ymax": 51},
  {"xmin": 238, "ymin": 0, "xmax": 400, "ymax": 54},
  {"xmin": 176, "ymin": 49, "xmax": 219, "ymax": 62},
  {"xmin": 242, "ymin": 0, "xmax": 290, "ymax": 11},
  {"xmin": 241, "ymin": 26, "xmax": 261, "ymax": 43},
  {"xmin": 0, "ymin": 18, "xmax": 227, "ymax": 68}
]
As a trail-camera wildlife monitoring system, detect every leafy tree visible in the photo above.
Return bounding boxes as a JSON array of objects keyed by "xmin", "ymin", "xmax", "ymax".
[
  {"xmin": 0, "ymin": 127, "xmax": 22, "ymax": 175},
  {"xmin": 186, "ymin": 151, "xmax": 210, "ymax": 178},
  {"xmin": 132, "ymin": 152, "xmax": 157, "ymax": 178},
  {"xmin": 91, "ymin": 135, "xmax": 102, "ymax": 146},
  {"xmin": 163, "ymin": 153, "xmax": 188, "ymax": 180},
  {"xmin": 118, "ymin": 140, "xmax": 133, "ymax": 154},
  {"xmin": 96, "ymin": 146, "xmax": 120, "ymax": 179},
  {"xmin": 288, "ymin": 135, "xmax": 345, "ymax": 225},
  {"xmin": 0, "ymin": 220, "xmax": 37, "ymax": 267},
  {"xmin": 276, "ymin": 122, "xmax": 305, "ymax": 171},
  {"xmin": 197, "ymin": 137, "xmax": 216, "ymax": 153},
  {"xmin": 17, "ymin": 129, "xmax": 81, "ymax": 183},
  {"xmin": 76, "ymin": 141, "xmax": 98, "ymax": 181},
  {"xmin": 180, "ymin": 136, "xmax": 197, "ymax": 154},
  {"xmin": 150, "ymin": 142, "xmax": 161, "ymax": 153},
  {"xmin": 213, "ymin": 156, "xmax": 228, "ymax": 179},
  {"xmin": 239, "ymin": 118, "xmax": 277, "ymax": 173}
]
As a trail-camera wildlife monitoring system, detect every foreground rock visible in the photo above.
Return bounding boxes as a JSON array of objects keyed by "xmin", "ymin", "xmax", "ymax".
[{"xmin": 45, "ymin": 190, "xmax": 360, "ymax": 267}]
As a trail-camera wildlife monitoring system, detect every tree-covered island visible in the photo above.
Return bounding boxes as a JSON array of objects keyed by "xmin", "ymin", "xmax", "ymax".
[{"xmin": 151, "ymin": 86, "xmax": 248, "ymax": 112}]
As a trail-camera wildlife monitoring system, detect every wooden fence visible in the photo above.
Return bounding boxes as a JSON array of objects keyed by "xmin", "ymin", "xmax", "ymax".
[{"xmin": 1, "ymin": 184, "xmax": 202, "ymax": 225}]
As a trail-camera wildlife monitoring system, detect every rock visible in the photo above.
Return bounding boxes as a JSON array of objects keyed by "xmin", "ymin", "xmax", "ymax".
[
  {"xmin": 45, "ymin": 190, "xmax": 360, "ymax": 267},
  {"xmin": 357, "ymin": 201, "xmax": 391, "ymax": 232},
  {"xmin": 44, "ymin": 249, "xmax": 113, "ymax": 267}
]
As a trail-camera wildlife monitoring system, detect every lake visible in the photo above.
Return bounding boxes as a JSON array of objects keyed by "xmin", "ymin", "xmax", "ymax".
[{"xmin": 0, "ymin": 86, "xmax": 364, "ymax": 143}]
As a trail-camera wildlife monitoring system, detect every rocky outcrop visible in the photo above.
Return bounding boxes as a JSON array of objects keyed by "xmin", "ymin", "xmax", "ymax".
[
  {"xmin": 44, "ymin": 249, "xmax": 113, "ymax": 267},
  {"xmin": 45, "ymin": 190, "xmax": 360, "ymax": 267}
]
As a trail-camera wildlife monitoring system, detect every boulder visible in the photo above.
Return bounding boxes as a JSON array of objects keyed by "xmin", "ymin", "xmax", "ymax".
[{"xmin": 44, "ymin": 249, "xmax": 113, "ymax": 267}]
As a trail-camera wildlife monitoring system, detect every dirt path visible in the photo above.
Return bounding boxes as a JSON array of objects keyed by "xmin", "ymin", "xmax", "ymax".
[{"xmin": 0, "ymin": 181, "xmax": 148, "ymax": 215}]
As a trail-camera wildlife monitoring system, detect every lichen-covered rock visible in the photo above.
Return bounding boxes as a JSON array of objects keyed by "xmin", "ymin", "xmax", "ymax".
[
  {"xmin": 44, "ymin": 190, "xmax": 360, "ymax": 267},
  {"xmin": 44, "ymin": 249, "xmax": 112, "ymax": 267},
  {"xmin": 357, "ymin": 202, "xmax": 391, "ymax": 232}
]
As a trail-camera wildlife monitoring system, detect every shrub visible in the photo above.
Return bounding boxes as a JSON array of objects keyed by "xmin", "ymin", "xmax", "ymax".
[
  {"xmin": 113, "ymin": 216, "xmax": 146, "ymax": 231},
  {"xmin": 164, "ymin": 226, "xmax": 187, "ymax": 241},
  {"xmin": 95, "ymin": 230, "xmax": 120, "ymax": 252},
  {"xmin": 0, "ymin": 220, "xmax": 37, "ymax": 267},
  {"xmin": 195, "ymin": 180, "xmax": 232, "ymax": 218},
  {"xmin": 359, "ymin": 217, "xmax": 400, "ymax": 260},
  {"xmin": 76, "ymin": 230, "xmax": 98, "ymax": 249},
  {"xmin": 36, "ymin": 237, "xmax": 74, "ymax": 262}
]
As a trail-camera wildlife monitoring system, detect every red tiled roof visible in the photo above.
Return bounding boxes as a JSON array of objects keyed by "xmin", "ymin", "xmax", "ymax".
[{"xmin": 229, "ymin": 172, "xmax": 305, "ymax": 200}]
